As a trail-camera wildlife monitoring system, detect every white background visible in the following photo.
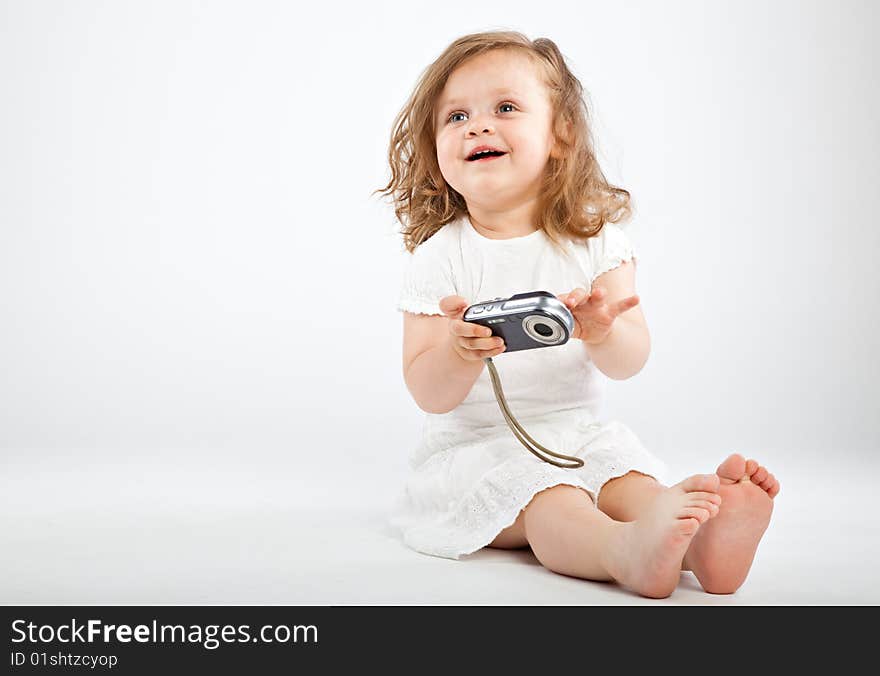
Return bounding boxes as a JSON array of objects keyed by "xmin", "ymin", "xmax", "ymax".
[{"xmin": 2, "ymin": 0, "xmax": 878, "ymax": 603}]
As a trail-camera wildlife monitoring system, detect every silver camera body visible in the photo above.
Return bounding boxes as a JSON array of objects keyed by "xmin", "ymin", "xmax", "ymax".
[{"xmin": 463, "ymin": 291, "xmax": 575, "ymax": 354}]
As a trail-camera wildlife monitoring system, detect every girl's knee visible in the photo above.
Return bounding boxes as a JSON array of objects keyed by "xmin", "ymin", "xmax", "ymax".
[
  {"xmin": 523, "ymin": 484, "xmax": 595, "ymax": 531},
  {"xmin": 521, "ymin": 485, "xmax": 599, "ymax": 574},
  {"xmin": 487, "ymin": 485, "xmax": 592, "ymax": 552}
]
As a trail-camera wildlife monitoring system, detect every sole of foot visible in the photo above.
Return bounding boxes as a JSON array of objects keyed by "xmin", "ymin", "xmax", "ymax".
[{"xmin": 684, "ymin": 453, "xmax": 779, "ymax": 594}]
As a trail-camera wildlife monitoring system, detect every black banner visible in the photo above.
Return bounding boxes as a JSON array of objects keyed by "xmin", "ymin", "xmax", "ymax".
[{"xmin": 0, "ymin": 605, "xmax": 864, "ymax": 672}]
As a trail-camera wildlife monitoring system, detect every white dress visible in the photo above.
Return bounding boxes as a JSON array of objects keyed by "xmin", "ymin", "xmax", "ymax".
[{"xmin": 391, "ymin": 215, "xmax": 669, "ymax": 560}]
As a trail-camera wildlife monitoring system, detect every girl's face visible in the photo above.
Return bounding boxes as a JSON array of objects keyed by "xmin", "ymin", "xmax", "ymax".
[{"xmin": 434, "ymin": 50, "xmax": 557, "ymax": 212}]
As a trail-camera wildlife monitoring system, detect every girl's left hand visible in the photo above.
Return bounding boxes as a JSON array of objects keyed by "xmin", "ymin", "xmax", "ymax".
[{"xmin": 556, "ymin": 286, "xmax": 640, "ymax": 345}]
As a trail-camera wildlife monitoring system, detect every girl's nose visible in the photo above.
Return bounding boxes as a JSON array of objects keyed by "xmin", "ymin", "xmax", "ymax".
[
  {"xmin": 467, "ymin": 114, "xmax": 494, "ymax": 136},
  {"xmin": 467, "ymin": 124, "xmax": 494, "ymax": 136}
]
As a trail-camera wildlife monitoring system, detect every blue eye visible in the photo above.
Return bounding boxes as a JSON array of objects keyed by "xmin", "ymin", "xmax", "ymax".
[{"xmin": 446, "ymin": 102, "xmax": 517, "ymax": 124}]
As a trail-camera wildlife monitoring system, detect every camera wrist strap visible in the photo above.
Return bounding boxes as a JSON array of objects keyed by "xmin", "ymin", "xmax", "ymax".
[{"xmin": 484, "ymin": 357, "xmax": 584, "ymax": 469}]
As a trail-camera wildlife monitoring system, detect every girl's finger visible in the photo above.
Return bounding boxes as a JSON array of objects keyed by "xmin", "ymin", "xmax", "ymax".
[
  {"xmin": 451, "ymin": 319, "xmax": 491, "ymax": 338},
  {"xmin": 460, "ymin": 336, "xmax": 504, "ymax": 351},
  {"xmin": 439, "ymin": 295, "xmax": 469, "ymax": 318},
  {"xmin": 611, "ymin": 295, "xmax": 640, "ymax": 317},
  {"xmin": 565, "ymin": 287, "xmax": 588, "ymax": 308}
]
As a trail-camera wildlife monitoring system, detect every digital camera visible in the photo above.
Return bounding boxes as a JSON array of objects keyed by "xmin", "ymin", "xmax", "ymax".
[{"xmin": 463, "ymin": 291, "xmax": 574, "ymax": 354}]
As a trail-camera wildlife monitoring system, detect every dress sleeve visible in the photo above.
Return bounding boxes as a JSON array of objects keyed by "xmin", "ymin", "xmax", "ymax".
[
  {"xmin": 396, "ymin": 244, "xmax": 458, "ymax": 316},
  {"xmin": 587, "ymin": 223, "xmax": 638, "ymax": 285}
]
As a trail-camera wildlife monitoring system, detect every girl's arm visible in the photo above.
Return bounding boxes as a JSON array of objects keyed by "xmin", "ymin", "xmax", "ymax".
[
  {"xmin": 584, "ymin": 315, "xmax": 651, "ymax": 380},
  {"xmin": 580, "ymin": 260, "xmax": 651, "ymax": 380},
  {"xmin": 403, "ymin": 313, "xmax": 485, "ymax": 414}
]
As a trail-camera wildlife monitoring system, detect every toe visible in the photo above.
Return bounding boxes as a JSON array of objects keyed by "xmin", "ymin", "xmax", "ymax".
[
  {"xmin": 687, "ymin": 498, "xmax": 721, "ymax": 511},
  {"xmin": 759, "ymin": 473, "xmax": 776, "ymax": 493},
  {"xmin": 679, "ymin": 517, "xmax": 701, "ymax": 536},
  {"xmin": 752, "ymin": 466, "xmax": 769, "ymax": 485},
  {"xmin": 716, "ymin": 454, "xmax": 747, "ymax": 483},
  {"xmin": 768, "ymin": 480, "xmax": 781, "ymax": 499},
  {"xmin": 688, "ymin": 491, "xmax": 722, "ymax": 505},
  {"xmin": 745, "ymin": 458, "xmax": 759, "ymax": 475},
  {"xmin": 680, "ymin": 506, "xmax": 712, "ymax": 524},
  {"xmin": 679, "ymin": 473, "xmax": 720, "ymax": 493}
]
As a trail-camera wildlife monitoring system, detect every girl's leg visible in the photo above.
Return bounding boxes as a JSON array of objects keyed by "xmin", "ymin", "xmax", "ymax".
[
  {"xmin": 596, "ymin": 471, "xmax": 666, "ymax": 522},
  {"xmin": 488, "ymin": 472, "xmax": 673, "ymax": 551},
  {"xmin": 520, "ymin": 485, "xmax": 619, "ymax": 581},
  {"xmin": 488, "ymin": 472, "xmax": 662, "ymax": 551},
  {"xmin": 486, "ymin": 514, "xmax": 529, "ymax": 549},
  {"xmin": 512, "ymin": 477, "xmax": 720, "ymax": 598}
]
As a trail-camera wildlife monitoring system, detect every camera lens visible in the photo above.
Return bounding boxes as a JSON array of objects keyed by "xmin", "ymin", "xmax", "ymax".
[{"xmin": 523, "ymin": 315, "xmax": 565, "ymax": 345}]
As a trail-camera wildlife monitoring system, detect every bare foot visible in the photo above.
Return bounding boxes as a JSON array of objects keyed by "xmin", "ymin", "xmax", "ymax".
[
  {"xmin": 603, "ymin": 474, "xmax": 721, "ymax": 598},
  {"xmin": 684, "ymin": 453, "xmax": 779, "ymax": 594}
]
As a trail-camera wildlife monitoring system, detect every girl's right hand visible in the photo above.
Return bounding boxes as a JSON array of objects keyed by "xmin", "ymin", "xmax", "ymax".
[{"xmin": 439, "ymin": 295, "xmax": 506, "ymax": 361}]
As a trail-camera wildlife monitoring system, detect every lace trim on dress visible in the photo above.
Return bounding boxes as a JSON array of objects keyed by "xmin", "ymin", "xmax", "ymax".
[
  {"xmin": 397, "ymin": 297, "xmax": 443, "ymax": 316},
  {"xmin": 575, "ymin": 445, "xmax": 668, "ymax": 502},
  {"xmin": 590, "ymin": 250, "xmax": 637, "ymax": 285}
]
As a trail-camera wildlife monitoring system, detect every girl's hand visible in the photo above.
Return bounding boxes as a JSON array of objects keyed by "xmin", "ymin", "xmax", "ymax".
[
  {"xmin": 439, "ymin": 295, "xmax": 506, "ymax": 361},
  {"xmin": 556, "ymin": 286, "xmax": 640, "ymax": 345}
]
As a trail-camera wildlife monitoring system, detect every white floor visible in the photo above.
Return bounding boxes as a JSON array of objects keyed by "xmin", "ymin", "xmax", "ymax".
[{"xmin": 2, "ymin": 452, "xmax": 877, "ymax": 605}]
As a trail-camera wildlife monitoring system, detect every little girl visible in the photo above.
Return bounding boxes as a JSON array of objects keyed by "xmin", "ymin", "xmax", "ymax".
[{"xmin": 376, "ymin": 30, "xmax": 780, "ymax": 598}]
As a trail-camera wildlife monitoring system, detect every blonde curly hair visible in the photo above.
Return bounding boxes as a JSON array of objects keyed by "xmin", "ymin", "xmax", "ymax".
[{"xmin": 374, "ymin": 30, "xmax": 633, "ymax": 254}]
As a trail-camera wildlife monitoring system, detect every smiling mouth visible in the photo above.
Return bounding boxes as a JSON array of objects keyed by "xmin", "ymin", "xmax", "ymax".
[{"xmin": 467, "ymin": 151, "xmax": 508, "ymax": 162}]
